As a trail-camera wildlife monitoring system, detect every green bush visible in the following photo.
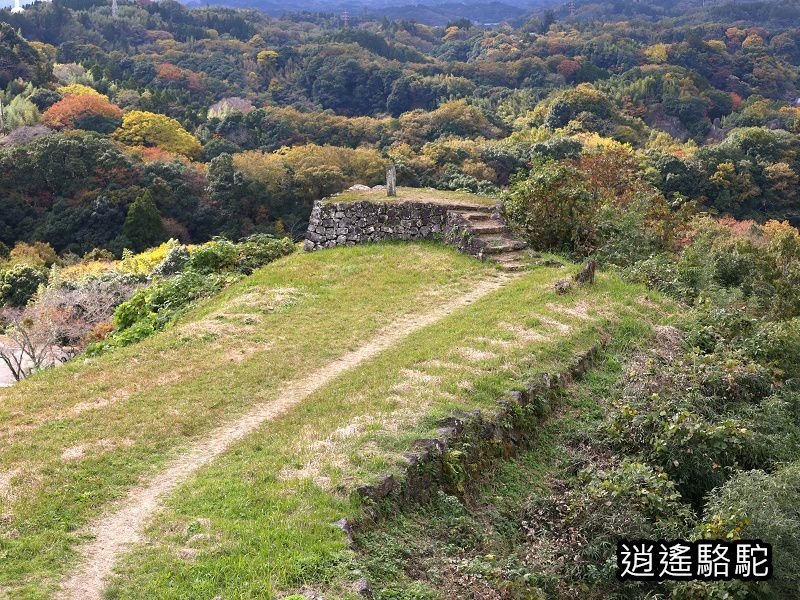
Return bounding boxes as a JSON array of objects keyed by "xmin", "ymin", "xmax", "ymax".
[
  {"xmin": 502, "ymin": 159, "xmax": 595, "ymax": 253},
  {"xmin": 113, "ymin": 271, "xmax": 232, "ymax": 332},
  {"xmin": 743, "ymin": 318, "xmax": 800, "ymax": 379},
  {"xmin": 652, "ymin": 411, "xmax": 754, "ymax": 503},
  {"xmin": 185, "ymin": 236, "xmax": 293, "ymax": 275},
  {"xmin": 593, "ymin": 196, "xmax": 669, "ymax": 267},
  {"xmin": 701, "ymin": 463, "xmax": 800, "ymax": 599},
  {"xmin": 234, "ymin": 235, "xmax": 295, "ymax": 275},
  {"xmin": 151, "ymin": 245, "xmax": 190, "ymax": 278},
  {"xmin": 526, "ymin": 460, "xmax": 693, "ymax": 589},
  {"xmin": 0, "ymin": 263, "xmax": 48, "ymax": 307},
  {"xmin": 91, "ymin": 236, "xmax": 294, "ymax": 354},
  {"xmin": 185, "ymin": 239, "xmax": 239, "ymax": 274}
]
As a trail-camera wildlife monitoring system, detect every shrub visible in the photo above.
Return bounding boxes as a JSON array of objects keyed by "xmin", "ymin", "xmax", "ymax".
[
  {"xmin": 151, "ymin": 245, "xmax": 190, "ymax": 277},
  {"xmin": 112, "ymin": 270, "xmax": 233, "ymax": 334},
  {"xmin": 593, "ymin": 197, "xmax": 669, "ymax": 267},
  {"xmin": 234, "ymin": 235, "xmax": 294, "ymax": 274},
  {"xmin": 82, "ymin": 248, "xmax": 115, "ymax": 262},
  {"xmin": 185, "ymin": 239, "xmax": 239, "ymax": 274},
  {"xmin": 187, "ymin": 236, "xmax": 293, "ymax": 275},
  {"xmin": 743, "ymin": 318, "xmax": 800, "ymax": 379},
  {"xmin": 0, "ymin": 264, "xmax": 48, "ymax": 307},
  {"xmin": 524, "ymin": 460, "xmax": 694, "ymax": 588},
  {"xmin": 701, "ymin": 463, "xmax": 800, "ymax": 598},
  {"xmin": 94, "ymin": 237, "xmax": 294, "ymax": 353},
  {"xmin": 8, "ymin": 241, "xmax": 58, "ymax": 268},
  {"xmin": 651, "ymin": 410, "xmax": 754, "ymax": 503},
  {"xmin": 503, "ymin": 159, "xmax": 595, "ymax": 253}
]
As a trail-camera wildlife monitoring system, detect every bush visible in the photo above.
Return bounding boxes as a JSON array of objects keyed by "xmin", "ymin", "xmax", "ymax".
[
  {"xmin": 185, "ymin": 239, "xmax": 239, "ymax": 274},
  {"xmin": 113, "ymin": 271, "xmax": 231, "ymax": 332},
  {"xmin": 82, "ymin": 248, "xmax": 115, "ymax": 262},
  {"xmin": 151, "ymin": 245, "xmax": 190, "ymax": 278},
  {"xmin": 92, "ymin": 236, "xmax": 294, "ymax": 353},
  {"xmin": 524, "ymin": 460, "xmax": 693, "ymax": 588},
  {"xmin": 701, "ymin": 463, "xmax": 800, "ymax": 599},
  {"xmin": 0, "ymin": 264, "xmax": 48, "ymax": 306},
  {"xmin": 187, "ymin": 236, "xmax": 294, "ymax": 275},
  {"xmin": 593, "ymin": 197, "xmax": 669, "ymax": 267},
  {"xmin": 744, "ymin": 318, "xmax": 800, "ymax": 379},
  {"xmin": 234, "ymin": 235, "xmax": 294, "ymax": 275},
  {"xmin": 503, "ymin": 159, "xmax": 595, "ymax": 253},
  {"xmin": 651, "ymin": 410, "xmax": 754, "ymax": 503}
]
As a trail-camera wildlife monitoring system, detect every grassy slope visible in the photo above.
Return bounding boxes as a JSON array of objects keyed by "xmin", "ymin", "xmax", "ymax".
[
  {"xmin": 0, "ymin": 244, "xmax": 495, "ymax": 598},
  {"xmin": 104, "ymin": 256, "xmax": 672, "ymax": 598},
  {"xmin": 0, "ymin": 243, "xmax": 671, "ymax": 599},
  {"xmin": 349, "ymin": 329, "xmax": 654, "ymax": 599}
]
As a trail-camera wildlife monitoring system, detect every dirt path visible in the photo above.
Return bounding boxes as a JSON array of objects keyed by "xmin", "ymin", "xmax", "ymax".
[{"xmin": 56, "ymin": 273, "xmax": 514, "ymax": 600}]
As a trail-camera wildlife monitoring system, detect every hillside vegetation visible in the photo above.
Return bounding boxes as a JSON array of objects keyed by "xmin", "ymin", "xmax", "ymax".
[
  {"xmin": 1, "ymin": 0, "xmax": 800, "ymax": 597},
  {"xmin": 0, "ymin": 243, "xmax": 666, "ymax": 598}
]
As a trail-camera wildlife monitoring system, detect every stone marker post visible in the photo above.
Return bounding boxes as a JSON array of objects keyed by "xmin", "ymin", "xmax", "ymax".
[{"xmin": 386, "ymin": 163, "xmax": 397, "ymax": 197}]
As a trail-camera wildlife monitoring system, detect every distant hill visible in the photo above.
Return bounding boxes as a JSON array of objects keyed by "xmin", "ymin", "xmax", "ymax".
[
  {"xmin": 178, "ymin": 0, "xmax": 539, "ymax": 24},
  {"xmin": 367, "ymin": 1, "xmax": 529, "ymax": 25}
]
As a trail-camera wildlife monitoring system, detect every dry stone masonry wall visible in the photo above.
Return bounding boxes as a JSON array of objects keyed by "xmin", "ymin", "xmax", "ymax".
[
  {"xmin": 303, "ymin": 200, "xmax": 455, "ymax": 251},
  {"xmin": 304, "ymin": 196, "xmax": 531, "ymax": 271}
]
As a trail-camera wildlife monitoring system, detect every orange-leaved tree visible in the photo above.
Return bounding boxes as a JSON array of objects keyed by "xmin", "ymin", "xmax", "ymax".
[{"xmin": 42, "ymin": 94, "xmax": 123, "ymax": 133}]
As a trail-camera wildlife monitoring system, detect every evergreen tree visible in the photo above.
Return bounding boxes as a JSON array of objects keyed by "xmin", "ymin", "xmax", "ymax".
[{"xmin": 123, "ymin": 191, "xmax": 166, "ymax": 251}]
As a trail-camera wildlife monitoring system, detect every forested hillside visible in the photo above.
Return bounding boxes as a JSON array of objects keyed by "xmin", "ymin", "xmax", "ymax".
[
  {"xmin": 1, "ymin": 0, "xmax": 799, "ymax": 259},
  {"xmin": 2, "ymin": 1, "xmax": 800, "ymax": 598}
]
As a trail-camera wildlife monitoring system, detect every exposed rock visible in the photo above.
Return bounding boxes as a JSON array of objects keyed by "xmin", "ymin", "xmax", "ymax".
[
  {"xmin": 542, "ymin": 259, "xmax": 564, "ymax": 268},
  {"xmin": 334, "ymin": 517, "xmax": 354, "ymax": 547},
  {"xmin": 554, "ymin": 280, "xmax": 572, "ymax": 294},
  {"xmin": 354, "ymin": 578, "xmax": 373, "ymax": 598},
  {"xmin": 356, "ymin": 473, "xmax": 396, "ymax": 501}
]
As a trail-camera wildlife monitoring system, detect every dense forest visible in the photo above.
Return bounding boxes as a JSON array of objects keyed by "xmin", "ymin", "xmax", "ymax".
[{"xmin": 0, "ymin": 0, "xmax": 799, "ymax": 259}]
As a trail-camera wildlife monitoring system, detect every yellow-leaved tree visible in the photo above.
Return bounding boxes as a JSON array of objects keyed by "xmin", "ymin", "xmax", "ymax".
[
  {"xmin": 57, "ymin": 83, "xmax": 107, "ymax": 100},
  {"xmin": 113, "ymin": 110, "xmax": 201, "ymax": 159}
]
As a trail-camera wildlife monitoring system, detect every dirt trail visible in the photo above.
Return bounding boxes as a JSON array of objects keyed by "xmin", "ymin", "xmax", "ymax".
[{"xmin": 56, "ymin": 273, "xmax": 514, "ymax": 600}]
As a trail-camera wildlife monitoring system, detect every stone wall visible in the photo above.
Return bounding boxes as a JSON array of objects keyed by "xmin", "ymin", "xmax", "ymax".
[{"xmin": 304, "ymin": 200, "xmax": 462, "ymax": 251}]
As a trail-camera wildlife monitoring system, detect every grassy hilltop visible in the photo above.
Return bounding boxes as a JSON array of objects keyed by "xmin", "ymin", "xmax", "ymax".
[{"xmin": 0, "ymin": 242, "xmax": 669, "ymax": 599}]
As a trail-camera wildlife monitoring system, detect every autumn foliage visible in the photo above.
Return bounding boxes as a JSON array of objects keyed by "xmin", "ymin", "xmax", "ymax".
[
  {"xmin": 113, "ymin": 110, "xmax": 201, "ymax": 159},
  {"xmin": 42, "ymin": 94, "xmax": 123, "ymax": 132}
]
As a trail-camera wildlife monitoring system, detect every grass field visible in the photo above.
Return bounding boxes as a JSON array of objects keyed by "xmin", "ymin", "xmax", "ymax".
[
  {"xmin": 0, "ymin": 243, "xmax": 672, "ymax": 599},
  {"xmin": 325, "ymin": 186, "xmax": 497, "ymax": 207}
]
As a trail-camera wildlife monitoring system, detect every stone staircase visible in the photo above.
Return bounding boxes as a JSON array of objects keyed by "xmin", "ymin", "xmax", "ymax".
[{"xmin": 445, "ymin": 206, "xmax": 531, "ymax": 272}]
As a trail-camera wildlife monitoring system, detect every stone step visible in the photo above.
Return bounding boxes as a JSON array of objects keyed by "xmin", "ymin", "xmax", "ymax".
[
  {"xmin": 492, "ymin": 249, "xmax": 532, "ymax": 262},
  {"xmin": 460, "ymin": 211, "xmax": 493, "ymax": 222},
  {"xmin": 446, "ymin": 203, "xmax": 494, "ymax": 212},
  {"xmin": 469, "ymin": 221, "xmax": 508, "ymax": 235},
  {"xmin": 477, "ymin": 235, "xmax": 528, "ymax": 254},
  {"xmin": 490, "ymin": 250, "xmax": 530, "ymax": 271},
  {"xmin": 495, "ymin": 261, "xmax": 528, "ymax": 272}
]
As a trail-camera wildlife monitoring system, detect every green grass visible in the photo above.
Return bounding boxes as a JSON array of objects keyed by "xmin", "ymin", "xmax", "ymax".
[
  {"xmin": 348, "ymin": 319, "xmax": 663, "ymax": 599},
  {"xmin": 101, "ymin": 256, "xmax": 671, "ymax": 599},
  {"xmin": 326, "ymin": 186, "xmax": 497, "ymax": 207},
  {"xmin": 0, "ymin": 243, "xmax": 495, "ymax": 598},
  {"xmin": 0, "ymin": 242, "xmax": 672, "ymax": 599}
]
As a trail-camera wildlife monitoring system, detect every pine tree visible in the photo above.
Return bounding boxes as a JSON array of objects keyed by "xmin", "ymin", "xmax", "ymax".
[{"xmin": 123, "ymin": 191, "xmax": 166, "ymax": 251}]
